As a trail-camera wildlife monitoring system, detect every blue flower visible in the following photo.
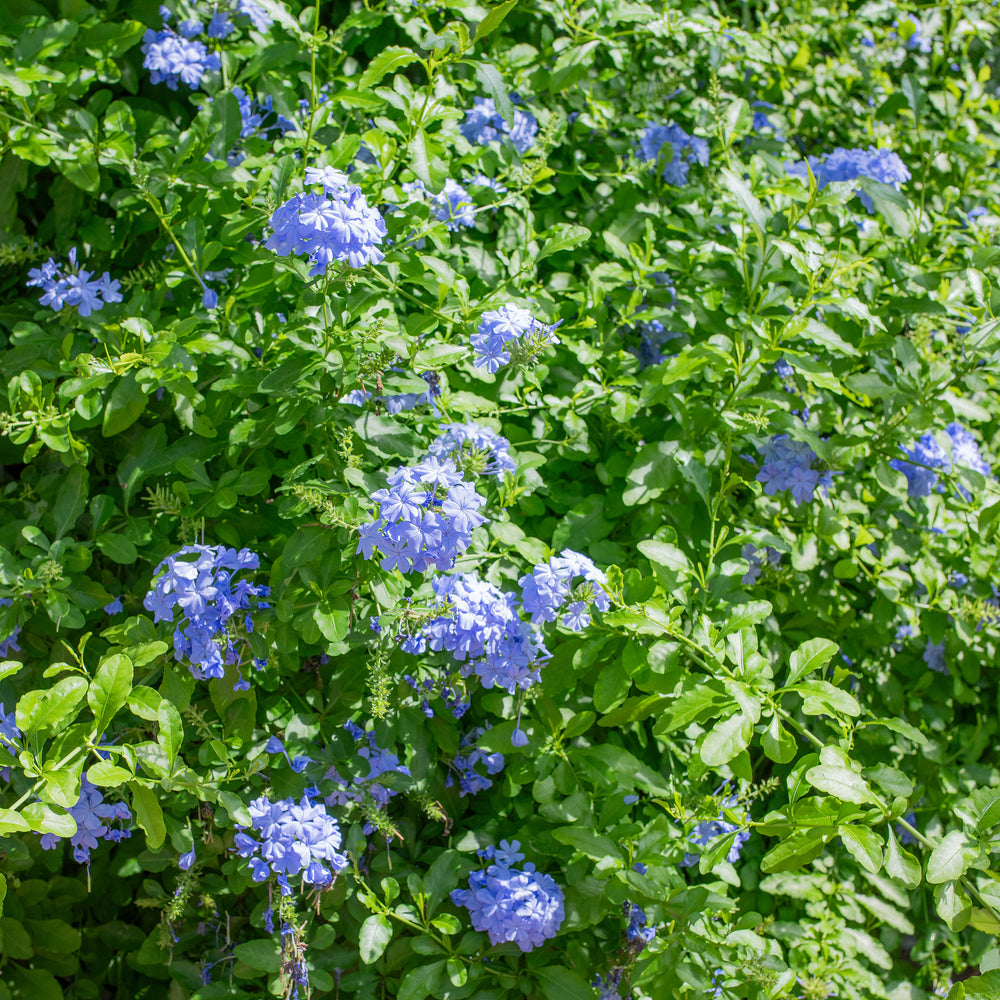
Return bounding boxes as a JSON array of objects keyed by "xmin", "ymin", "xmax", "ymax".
[
  {"xmin": 234, "ymin": 795, "xmax": 348, "ymax": 896},
  {"xmin": 785, "ymin": 146, "xmax": 910, "ymax": 212},
  {"xmin": 0, "ymin": 702, "xmax": 22, "ymax": 746},
  {"xmin": 426, "ymin": 423, "xmax": 517, "ymax": 480},
  {"xmin": 891, "ymin": 423, "xmax": 991, "ymax": 499},
  {"xmin": 27, "ymin": 253, "xmax": 120, "ymax": 316},
  {"xmin": 143, "ymin": 544, "xmax": 270, "ymax": 687},
  {"xmin": 266, "ymin": 175, "xmax": 387, "ymax": 275},
  {"xmin": 104, "ymin": 597, "xmax": 123, "ymax": 615},
  {"xmin": 460, "ymin": 95, "xmax": 538, "ymax": 154},
  {"xmin": 179, "ymin": 847, "xmax": 196, "ymax": 870},
  {"xmin": 451, "ymin": 844, "xmax": 564, "ymax": 951},
  {"xmin": 471, "ymin": 304, "xmax": 559, "ymax": 373},
  {"xmin": 923, "ymin": 638, "xmax": 947, "ymax": 674},
  {"xmin": 43, "ymin": 774, "xmax": 132, "ymax": 864},
  {"xmin": 141, "ymin": 25, "xmax": 221, "ymax": 90},
  {"xmin": 0, "ymin": 599, "xmax": 22, "ymax": 659},
  {"xmin": 520, "ymin": 549, "xmax": 610, "ymax": 626},
  {"xmin": 638, "ymin": 122, "xmax": 709, "ymax": 185},
  {"xmin": 236, "ymin": 0, "xmax": 273, "ymax": 31},
  {"xmin": 207, "ymin": 11, "xmax": 234, "ymax": 38},
  {"xmin": 685, "ymin": 795, "xmax": 751, "ymax": 866},
  {"xmin": 756, "ymin": 434, "xmax": 834, "ymax": 505}
]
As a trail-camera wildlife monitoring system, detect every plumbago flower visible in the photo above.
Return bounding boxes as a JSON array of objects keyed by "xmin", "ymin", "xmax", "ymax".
[
  {"xmin": 143, "ymin": 544, "xmax": 271, "ymax": 688},
  {"xmin": 40, "ymin": 774, "xmax": 132, "ymax": 864},
  {"xmin": 519, "ymin": 550, "xmax": 610, "ymax": 631},
  {"xmin": 26, "ymin": 249, "xmax": 121, "ymax": 316},
  {"xmin": 638, "ymin": 122, "xmax": 710, "ymax": 186},
  {"xmin": 756, "ymin": 434, "xmax": 835, "ymax": 505},
  {"xmin": 684, "ymin": 794, "xmax": 752, "ymax": 867},
  {"xmin": 426, "ymin": 422, "xmax": 517, "ymax": 480},
  {"xmin": 141, "ymin": 18, "xmax": 222, "ymax": 91},
  {"xmin": 355, "ymin": 458, "xmax": 488, "ymax": 574},
  {"xmin": 266, "ymin": 167, "xmax": 387, "ymax": 274},
  {"xmin": 785, "ymin": 146, "xmax": 910, "ymax": 211},
  {"xmin": 446, "ymin": 727, "xmax": 505, "ymax": 796},
  {"xmin": 233, "ymin": 793, "xmax": 349, "ymax": 896},
  {"xmin": 451, "ymin": 841, "xmax": 564, "ymax": 951},
  {"xmin": 471, "ymin": 304, "xmax": 560, "ymax": 373},
  {"xmin": 324, "ymin": 720, "xmax": 411, "ymax": 815},
  {"xmin": 0, "ymin": 598, "xmax": 22, "ymax": 658},
  {"xmin": 403, "ymin": 178, "xmax": 476, "ymax": 230},
  {"xmin": 890, "ymin": 422, "xmax": 992, "ymax": 499},
  {"xmin": 460, "ymin": 95, "xmax": 538, "ymax": 154}
]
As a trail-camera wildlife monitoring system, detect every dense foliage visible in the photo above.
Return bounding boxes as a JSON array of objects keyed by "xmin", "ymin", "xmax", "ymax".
[{"xmin": 1, "ymin": 0, "xmax": 1000, "ymax": 998}]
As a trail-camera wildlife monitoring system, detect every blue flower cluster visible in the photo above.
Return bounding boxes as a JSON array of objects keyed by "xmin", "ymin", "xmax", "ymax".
[
  {"xmin": 741, "ymin": 543, "xmax": 781, "ymax": 585},
  {"xmin": 324, "ymin": 723, "xmax": 411, "ymax": 821},
  {"xmin": 222, "ymin": 87, "xmax": 294, "ymax": 166},
  {"xmin": 638, "ymin": 123, "xmax": 710, "ymax": 186},
  {"xmin": 234, "ymin": 794, "xmax": 349, "ymax": 895},
  {"xmin": 635, "ymin": 318, "xmax": 682, "ymax": 368},
  {"xmin": 404, "ymin": 573, "xmax": 549, "ymax": 694},
  {"xmin": 446, "ymin": 727, "xmax": 505, "ymax": 796},
  {"xmin": 40, "ymin": 774, "xmax": 132, "ymax": 864},
  {"xmin": 356, "ymin": 460, "xmax": 488, "ymax": 574},
  {"xmin": 519, "ymin": 550, "xmax": 610, "ymax": 631},
  {"xmin": 684, "ymin": 796, "xmax": 751, "ymax": 866},
  {"xmin": 786, "ymin": 146, "xmax": 910, "ymax": 211},
  {"xmin": 460, "ymin": 96, "xmax": 538, "ymax": 154},
  {"xmin": 403, "ymin": 671, "xmax": 471, "ymax": 720},
  {"xmin": 593, "ymin": 971, "xmax": 624, "ymax": 1000},
  {"xmin": 0, "ymin": 701, "xmax": 21, "ymax": 748},
  {"xmin": 0, "ymin": 598, "xmax": 21, "ymax": 658},
  {"xmin": 342, "ymin": 370, "xmax": 441, "ymax": 413},
  {"xmin": 756, "ymin": 434, "xmax": 834, "ymax": 505},
  {"xmin": 143, "ymin": 544, "xmax": 271, "ymax": 688},
  {"xmin": 26, "ymin": 250, "xmax": 121, "ymax": 316},
  {"xmin": 266, "ymin": 168, "xmax": 387, "ymax": 274},
  {"xmin": 450, "ymin": 840, "xmax": 564, "ymax": 951},
  {"xmin": 142, "ymin": 14, "xmax": 223, "ymax": 90},
  {"xmin": 471, "ymin": 304, "xmax": 559, "ymax": 373},
  {"xmin": 404, "ymin": 178, "xmax": 476, "ymax": 231},
  {"xmin": 890, "ymin": 422, "xmax": 991, "ymax": 499},
  {"xmin": 264, "ymin": 736, "xmax": 313, "ymax": 773},
  {"xmin": 924, "ymin": 638, "xmax": 947, "ymax": 674},
  {"xmin": 624, "ymin": 901, "xmax": 656, "ymax": 949},
  {"xmin": 896, "ymin": 14, "xmax": 932, "ymax": 52},
  {"xmin": 426, "ymin": 422, "xmax": 517, "ymax": 480}
]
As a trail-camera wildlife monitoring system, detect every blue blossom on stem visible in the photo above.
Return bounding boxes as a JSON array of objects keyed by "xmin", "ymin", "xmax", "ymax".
[
  {"xmin": 923, "ymin": 638, "xmax": 947, "ymax": 674},
  {"xmin": 356, "ymin": 459, "xmax": 488, "ymax": 574},
  {"xmin": 141, "ymin": 21, "xmax": 221, "ymax": 90},
  {"xmin": 266, "ymin": 171, "xmax": 387, "ymax": 274},
  {"xmin": 756, "ymin": 434, "xmax": 834, "ymax": 504},
  {"xmin": 638, "ymin": 122, "xmax": 710, "ymax": 186},
  {"xmin": 0, "ymin": 599, "xmax": 22, "ymax": 658},
  {"xmin": 143, "ymin": 544, "xmax": 271, "ymax": 687},
  {"xmin": 426, "ymin": 422, "xmax": 517, "ymax": 479},
  {"xmin": 41, "ymin": 774, "xmax": 132, "ymax": 864},
  {"xmin": 684, "ymin": 796, "xmax": 751, "ymax": 866},
  {"xmin": 471, "ymin": 304, "xmax": 559, "ymax": 373},
  {"xmin": 891, "ymin": 423, "xmax": 991, "ymax": 499},
  {"xmin": 27, "ymin": 250, "xmax": 121, "ymax": 316},
  {"xmin": 451, "ymin": 840, "xmax": 564, "ymax": 950},
  {"xmin": 519, "ymin": 549, "xmax": 610, "ymax": 630},
  {"xmin": 460, "ymin": 95, "xmax": 538, "ymax": 153},
  {"xmin": 233, "ymin": 795, "xmax": 348, "ymax": 895},
  {"xmin": 786, "ymin": 146, "xmax": 910, "ymax": 212},
  {"xmin": 446, "ymin": 727, "xmax": 505, "ymax": 796}
]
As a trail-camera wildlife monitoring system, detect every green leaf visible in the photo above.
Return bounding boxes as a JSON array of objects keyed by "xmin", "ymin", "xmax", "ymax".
[
  {"xmin": 17, "ymin": 677, "xmax": 89, "ymax": 734},
  {"xmin": 793, "ymin": 680, "xmax": 861, "ymax": 718},
  {"xmin": 472, "ymin": 0, "xmax": 518, "ymax": 43},
  {"xmin": 838, "ymin": 825, "xmax": 883, "ymax": 873},
  {"xmin": 102, "ymin": 374, "xmax": 147, "ymax": 437},
  {"xmin": 721, "ymin": 167, "xmax": 766, "ymax": 230},
  {"xmin": 51, "ymin": 465, "xmax": 88, "ymax": 539},
  {"xmin": 130, "ymin": 782, "xmax": 165, "ymax": 849},
  {"xmin": 0, "ymin": 808, "xmax": 31, "ymax": 833},
  {"xmin": 700, "ymin": 713, "xmax": 752, "ymax": 767},
  {"xmin": 927, "ymin": 831, "xmax": 978, "ymax": 884},
  {"xmin": 359, "ymin": 47, "xmax": 419, "ymax": 90},
  {"xmin": 537, "ymin": 224, "xmax": 591, "ymax": 261},
  {"xmin": 234, "ymin": 939, "xmax": 281, "ymax": 973},
  {"xmin": 96, "ymin": 532, "xmax": 138, "ymax": 564},
  {"xmin": 86, "ymin": 760, "xmax": 132, "ymax": 787},
  {"xmin": 474, "ymin": 63, "xmax": 514, "ymax": 127},
  {"xmin": 209, "ymin": 92, "xmax": 243, "ymax": 162},
  {"xmin": 535, "ymin": 965, "xmax": 596, "ymax": 1000},
  {"xmin": 397, "ymin": 960, "xmax": 447, "ymax": 1000},
  {"xmin": 885, "ymin": 826, "xmax": 922, "ymax": 889},
  {"xmin": 359, "ymin": 914, "xmax": 392, "ymax": 964},
  {"xmin": 0, "ymin": 873, "xmax": 5, "ymax": 916},
  {"xmin": 805, "ymin": 764, "xmax": 875, "ymax": 804},
  {"xmin": 761, "ymin": 715, "xmax": 796, "ymax": 763},
  {"xmin": 787, "ymin": 637, "xmax": 839, "ymax": 687},
  {"xmin": 761, "ymin": 828, "xmax": 833, "ymax": 873},
  {"xmin": 947, "ymin": 971, "xmax": 1000, "ymax": 999},
  {"xmin": 157, "ymin": 700, "xmax": 183, "ymax": 762},
  {"xmin": 552, "ymin": 826, "xmax": 624, "ymax": 862},
  {"xmin": 88, "ymin": 653, "xmax": 133, "ymax": 736}
]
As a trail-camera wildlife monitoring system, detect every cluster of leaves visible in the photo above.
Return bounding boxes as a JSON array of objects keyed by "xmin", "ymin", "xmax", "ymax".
[{"xmin": 2, "ymin": 0, "xmax": 1000, "ymax": 999}]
